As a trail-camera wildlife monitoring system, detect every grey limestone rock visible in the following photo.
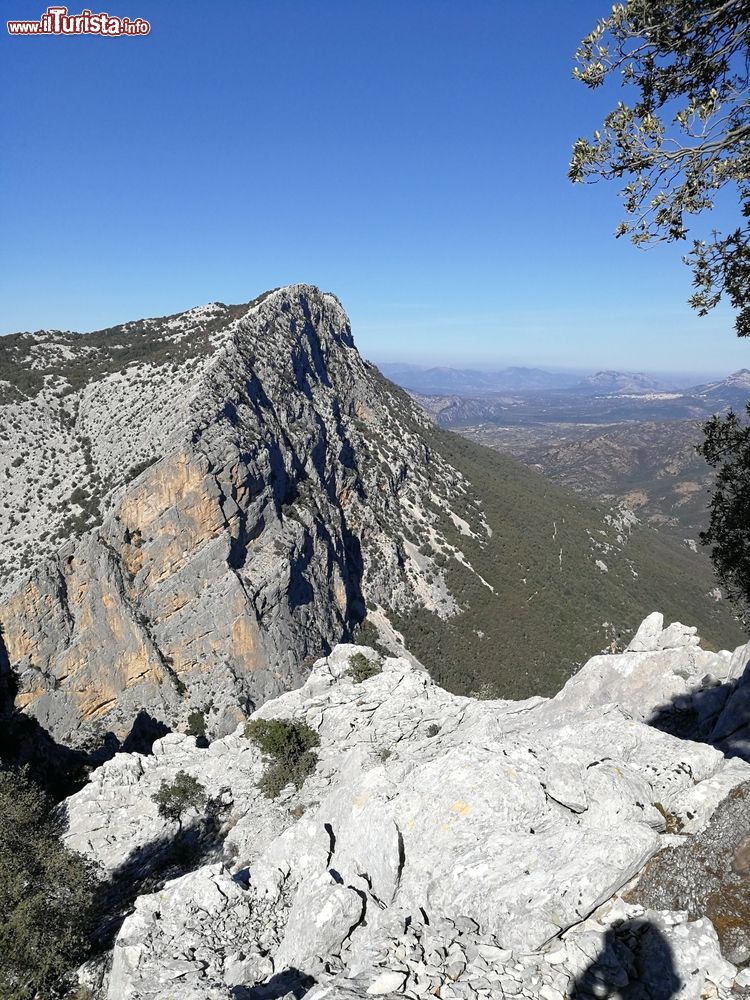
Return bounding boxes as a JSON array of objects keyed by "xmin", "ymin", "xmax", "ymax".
[{"xmin": 59, "ymin": 616, "xmax": 750, "ymax": 999}]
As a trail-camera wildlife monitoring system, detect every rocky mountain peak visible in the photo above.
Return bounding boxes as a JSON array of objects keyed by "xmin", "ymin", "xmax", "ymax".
[
  {"xmin": 581, "ymin": 370, "xmax": 662, "ymax": 393},
  {"xmin": 724, "ymin": 368, "xmax": 750, "ymax": 387},
  {"xmin": 0, "ymin": 285, "xmax": 491, "ymax": 748}
]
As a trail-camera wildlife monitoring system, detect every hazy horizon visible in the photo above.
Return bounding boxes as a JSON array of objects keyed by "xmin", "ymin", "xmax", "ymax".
[{"xmin": 372, "ymin": 358, "xmax": 742, "ymax": 384}]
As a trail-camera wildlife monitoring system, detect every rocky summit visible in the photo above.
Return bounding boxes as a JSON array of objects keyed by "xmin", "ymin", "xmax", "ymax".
[
  {"xmin": 0, "ymin": 285, "xmax": 742, "ymax": 757},
  {"xmin": 62, "ymin": 612, "xmax": 750, "ymax": 1000},
  {"xmin": 1, "ymin": 284, "xmax": 469, "ymax": 747}
]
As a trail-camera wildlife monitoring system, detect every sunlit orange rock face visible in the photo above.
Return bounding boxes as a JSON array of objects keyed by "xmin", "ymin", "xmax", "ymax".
[{"xmin": 4, "ymin": 446, "xmax": 277, "ymax": 744}]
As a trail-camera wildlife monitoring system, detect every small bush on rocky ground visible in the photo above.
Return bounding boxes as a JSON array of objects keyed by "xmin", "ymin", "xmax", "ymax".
[
  {"xmin": 244, "ymin": 719, "xmax": 320, "ymax": 798},
  {"xmin": 69, "ymin": 986, "xmax": 94, "ymax": 1000},
  {"xmin": 152, "ymin": 771, "xmax": 207, "ymax": 828},
  {"xmin": 347, "ymin": 652, "xmax": 382, "ymax": 683},
  {"xmin": 353, "ymin": 618, "xmax": 390, "ymax": 657},
  {"xmin": 0, "ymin": 767, "xmax": 101, "ymax": 1000},
  {"xmin": 186, "ymin": 710, "xmax": 207, "ymax": 740}
]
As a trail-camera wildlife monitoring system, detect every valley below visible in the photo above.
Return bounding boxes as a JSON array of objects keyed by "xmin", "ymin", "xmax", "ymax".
[
  {"xmin": 459, "ymin": 419, "xmax": 713, "ymax": 542},
  {"xmin": 398, "ymin": 366, "xmax": 750, "ymax": 585}
]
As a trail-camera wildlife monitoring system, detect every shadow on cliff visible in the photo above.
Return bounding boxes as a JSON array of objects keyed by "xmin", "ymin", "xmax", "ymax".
[
  {"xmin": 647, "ymin": 646, "xmax": 750, "ymax": 763},
  {"xmin": 86, "ymin": 801, "xmax": 227, "ymax": 950},
  {"xmin": 235, "ymin": 361, "xmax": 366, "ymax": 641},
  {"xmin": 0, "ymin": 706, "xmax": 170, "ymax": 801},
  {"xmin": 241, "ymin": 364, "xmax": 367, "ymax": 644},
  {"xmin": 571, "ymin": 920, "xmax": 680, "ymax": 998},
  {"xmin": 232, "ymin": 968, "xmax": 315, "ymax": 999}
]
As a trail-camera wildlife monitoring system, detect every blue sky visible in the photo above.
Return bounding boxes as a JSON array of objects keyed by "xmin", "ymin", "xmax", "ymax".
[{"xmin": 1, "ymin": 0, "xmax": 748, "ymax": 375}]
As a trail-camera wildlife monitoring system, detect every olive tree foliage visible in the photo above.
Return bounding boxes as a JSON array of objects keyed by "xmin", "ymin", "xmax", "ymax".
[
  {"xmin": 151, "ymin": 770, "xmax": 207, "ymax": 828},
  {"xmin": 0, "ymin": 767, "xmax": 100, "ymax": 999},
  {"xmin": 698, "ymin": 402, "xmax": 750, "ymax": 628},
  {"xmin": 570, "ymin": 0, "xmax": 750, "ymax": 336}
]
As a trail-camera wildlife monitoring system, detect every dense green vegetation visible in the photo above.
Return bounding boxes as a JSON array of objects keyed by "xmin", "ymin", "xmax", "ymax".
[
  {"xmin": 244, "ymin": 718, "xmax": 320, "ymax": 798},
  {"xmin": 353, "ymin": 618, "xmax": 390, "ymax": 657},
  {"xmin": 347, "ymin": 652, "xmax": 382, "ymax": 683},
  {"xmin": 186, "ymin": 710, "xmax": 207, "ymax": 740},
  {"xmin": 0, "ymin": 768, "xmax": 100, "ymax": 999},
  {"xmin": 393, "ymin": 423, "xmax": 745, "ymax": 699},
  {"xmin": 699, "ymin": 403, "xmax": 750, "ymax": 629}
]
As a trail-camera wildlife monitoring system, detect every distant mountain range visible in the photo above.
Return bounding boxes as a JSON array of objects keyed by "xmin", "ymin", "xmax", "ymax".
[
  {"xmin": 377, "ymin": 363, "xmax": 584, "ymax": 394},
  {"xmin": 406, "ymin": 369, "xmax": 750, "ymax": 428},
  {"xmin": 576, "ymin": 370, "xmax": 664, "ymax": 393},
  {"xmin": 406, "ymin": 364, "xmax": 750, "ymax": 562},
  {"xmin": 693, "ymin": 368, "xmax": 750, "ymax": 401},
  {"xmin": 375, "ymin": 362, "xmax": 728, "ymax": 397}
]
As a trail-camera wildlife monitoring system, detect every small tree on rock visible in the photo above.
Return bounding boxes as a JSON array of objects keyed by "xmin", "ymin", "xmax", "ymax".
[
  {"xmin": 244, "ymin": 718, "xmax": 320, "ymax": 798},
  {"xmin": 152, "ymin": 770, "xmax": 208, "ymax": 828}
]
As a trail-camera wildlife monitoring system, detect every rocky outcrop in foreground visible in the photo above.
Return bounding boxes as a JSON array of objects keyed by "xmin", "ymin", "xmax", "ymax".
[{"xmin": 63, "ymin": 613, "xmax": 750, "ymax": 999}]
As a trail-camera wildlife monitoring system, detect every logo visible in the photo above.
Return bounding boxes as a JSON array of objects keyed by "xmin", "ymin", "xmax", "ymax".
[{"xmin": 8, "ymin": 6, "xmax": 151, "ymax": 36}]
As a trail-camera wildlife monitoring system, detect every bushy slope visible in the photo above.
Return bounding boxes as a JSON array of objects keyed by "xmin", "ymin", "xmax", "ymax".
[
  {"xmin": 391, "ymin": 418, "xmax": 745, "ymax": 698},
  {"xmin": 464, "ymin": 419, "xmax": 714, "ymax": 540},
  {"xmin": 0, "ymin": 299, "xmax": 261, "ymax": 594}
]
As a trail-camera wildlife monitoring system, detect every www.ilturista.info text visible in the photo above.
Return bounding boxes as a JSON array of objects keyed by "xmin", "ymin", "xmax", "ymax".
[{"xmin": 7, "ymin": 6, "xmax": 150, "ymax": 36}]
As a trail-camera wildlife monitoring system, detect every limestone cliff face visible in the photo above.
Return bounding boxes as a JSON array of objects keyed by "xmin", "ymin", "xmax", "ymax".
[{"xmin": 0, "ymin": 285, "xmax": 488, "ymax": 747}]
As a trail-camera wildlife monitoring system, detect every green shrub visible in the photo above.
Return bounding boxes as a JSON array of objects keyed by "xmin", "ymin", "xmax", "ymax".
[
  {"xmin": 354, "ymin": 618, "xmax": 390, "ymax": 657},
  {"xmin": 244, "ymin": 718, "xmax": 320, "ymax": 798},
  {"xmin": 69, "ymin": 986, "xmax": 94, "ymax": 1000},
  {"xmin": 186, "ymin": 710, "xmax": 206, "ymax": 739},
  {"xmin": 347, "ymin": 652, "xmax": 382, "ymax": 683},
  {"xmin": 152, "ymin": 771, "xmax": 207, "ymax": 827},
  {"xmin": 0, "ymin": 767, "xmax": 100, "ymax": 999}
]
